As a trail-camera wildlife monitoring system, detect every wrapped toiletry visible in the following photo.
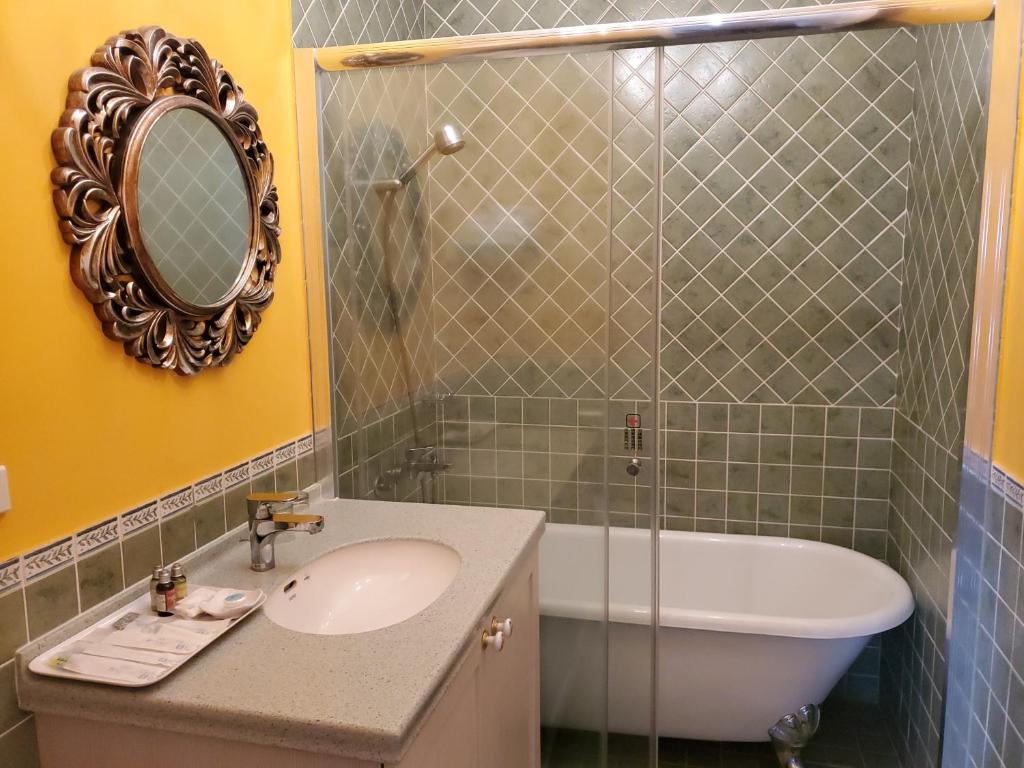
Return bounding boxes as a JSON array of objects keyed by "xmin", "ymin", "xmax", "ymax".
[{"xmin": 175, "ymin": 587, "xmax": 263, "ymax": 619}]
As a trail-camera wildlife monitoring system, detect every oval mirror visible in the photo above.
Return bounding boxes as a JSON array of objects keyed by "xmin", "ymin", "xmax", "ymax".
[{"xmin": 136, "ymin": 108, "xmax": 253, "ymax": 308}]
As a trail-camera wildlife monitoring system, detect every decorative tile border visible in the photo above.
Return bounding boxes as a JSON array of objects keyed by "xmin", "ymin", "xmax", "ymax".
[
  {"xmin": 250, "ymin": 451, "xmax": 274, "ymax": 476},
  {"xmin": 121, "ymin": 502, "xmax": 159, "ymax": 535},
  {"xmin": 1006, "ymin": 474, "xmax": 1023, "ymax": 511},
  {"xmin": 275, "ymin": 442, "xmax": 297, "ymax": 465},
  {"xmin": 194, "ymin": 473, "xmax": 223, "ymax": 502},
  {"xmin": 991, "ymin": 464, "xmax": 1006, "ymax": 493},
  {"xmin": 23, "ymin": 537, "xmax": 74, "ymax": 581},
  {"xmin": 223, "ymin": 462, "xmax": 250, "ymax": 489},
  {"xmin": 159, "ymin": 486, "xmax": 194, "ymax": 518},
  {"xmin": 991, "ymin": 464, "xmax": 1023, "ymax": 510},
  {"xmin": 0, "ymin": 433, "xmax": 315, "ymax": 591},
  {"xmin": 0, "ymin": 558, "xmax": 21, "ymax": 594},
  {"xmin": 74, "ymin": 518, "xmax": 119, "ymax": 556}
]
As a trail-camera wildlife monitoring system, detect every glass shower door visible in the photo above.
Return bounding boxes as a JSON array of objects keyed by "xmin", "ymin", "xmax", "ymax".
[
  {"xmin": 422, "ymin": 46, "xmax": 663, "ymax": 767},
  {"xmin": 316, "ymin": 42, "xmax": 661, "ymax": 768},
  {"xmin": 602, "ymin": 45, "xmax": 662, "ymax": 768},
  {"xmin": 421, "ymin": 49, "xmax": 658, "ymax": 768}
]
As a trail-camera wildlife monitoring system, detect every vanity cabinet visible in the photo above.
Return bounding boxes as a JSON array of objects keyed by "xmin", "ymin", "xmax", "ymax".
[
  {"xmin": 478, "ymin": 546, "xmax": 540, "ymax": 768},
  {"xmin": 396, "ymin": 547, "xmax": 539, "ymax": 768},
  {"xmin": 33, "ymin": 548, "xmax": 540, "ymax": 768}
]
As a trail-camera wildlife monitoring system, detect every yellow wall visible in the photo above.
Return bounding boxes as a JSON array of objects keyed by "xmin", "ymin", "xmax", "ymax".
[
  {"xmin": 993, "ymin": 53, "xmax": 1024, "ymax": 480},
  {"xmin": 0, "ymin": 1, "xmax": 311, "ymax": 560}
]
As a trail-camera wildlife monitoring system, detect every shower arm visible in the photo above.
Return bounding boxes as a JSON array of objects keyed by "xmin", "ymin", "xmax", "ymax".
[
  {"xmin": 396, "ymin": 146, "xmax": 439, "ymax": 187},
  {"xmin": 375, "ymin": 188, "xmax": 425, "ymax": 449},
  {"xmin": 378, "ymin": 126, "xmax": 465, "ymax": 189},
  {"xmin": 370, "ymin": 125, "xmax": 464, "ymax": 455},
  {"xmin": 372, "ymin": 147, "xmax": 437, "ymax": 191}
]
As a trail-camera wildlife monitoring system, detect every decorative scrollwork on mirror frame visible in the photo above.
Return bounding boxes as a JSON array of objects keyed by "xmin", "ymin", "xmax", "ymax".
[{"xmin": 50, "ymin": 26, "xmax": 280, "ymax": 375}]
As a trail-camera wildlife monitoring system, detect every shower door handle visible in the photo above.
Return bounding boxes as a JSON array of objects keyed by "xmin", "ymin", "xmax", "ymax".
[{"xmin": 626, "ymin": 458, "xmax": 641, "ymax": 477}]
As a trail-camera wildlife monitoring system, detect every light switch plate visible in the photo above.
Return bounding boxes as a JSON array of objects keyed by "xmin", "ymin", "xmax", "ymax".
[{"xmin": 0, "ymin": 466, "xmax": 10, "ymax": 513}]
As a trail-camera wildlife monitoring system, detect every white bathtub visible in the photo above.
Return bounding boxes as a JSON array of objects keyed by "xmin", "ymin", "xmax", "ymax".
[{"xmin": 539, "ymin": 523, "xmax": 914, "ymax": 742}]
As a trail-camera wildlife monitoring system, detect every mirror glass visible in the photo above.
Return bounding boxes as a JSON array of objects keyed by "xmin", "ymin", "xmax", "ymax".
[{"xmin": 137, "ymin": 108, "xmax": 252, "ymax": 307}]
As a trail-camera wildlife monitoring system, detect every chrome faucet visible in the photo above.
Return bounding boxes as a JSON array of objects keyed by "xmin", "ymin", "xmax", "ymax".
[
  {"xmin": 247, "ymin": 491, "xmax": 323, "ymax": 571},
  {"xmin": 375, "ymin": 446, "xmax": 451, "ymax": 496},
  {"xmin": 404, "ymin": 446, "xmax": 452, "ymax": 475}
]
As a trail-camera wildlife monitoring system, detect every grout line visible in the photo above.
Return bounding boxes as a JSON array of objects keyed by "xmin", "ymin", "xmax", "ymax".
[
  {"xmin": 20, "ymin": 581, "xmax": 29, "ymax": 644},
  {"xmin": 0, "ymin": 713, "xmax": 33, "ymax": 742},
  {"xmin": 853, "ymin": 406, "xmax": 864, "ymax": 549},
  {"xmin": 72, "ymin": 558, "xmax": 81, "ymax": 617}
]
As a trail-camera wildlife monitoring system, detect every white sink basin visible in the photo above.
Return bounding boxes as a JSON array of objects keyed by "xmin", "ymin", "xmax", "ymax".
[{"xmin": 263, "ymin": 539, "xmax": 461, "ymax": 635}]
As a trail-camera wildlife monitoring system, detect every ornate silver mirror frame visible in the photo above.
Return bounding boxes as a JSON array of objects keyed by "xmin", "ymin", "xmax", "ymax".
[{"xmin": 51, "ymin": 26, "xmax": 280, "ymax": 375}]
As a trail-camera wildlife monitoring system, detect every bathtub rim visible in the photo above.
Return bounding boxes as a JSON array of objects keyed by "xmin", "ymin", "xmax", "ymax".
[{"xmin": 540, "ymin": 524, "xmax": 914, "ymax": 640}]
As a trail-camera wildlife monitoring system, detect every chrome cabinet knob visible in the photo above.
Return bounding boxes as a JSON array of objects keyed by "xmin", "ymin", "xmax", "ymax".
[{"xmin": 490, "ymin": 617, "xmax": 513, "ymax": 637}]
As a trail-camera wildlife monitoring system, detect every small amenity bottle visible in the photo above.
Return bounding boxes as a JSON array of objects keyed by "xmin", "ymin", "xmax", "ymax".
[
  {"xmin": 155, "ymin": 568, "xmax": 176, "ymax": 616},
  {"xmin": 149, "ymin": 566, "xmax": 164, "ymax": 613},
  {"xmin": 170, "ymin": 563, "xmax": 188, "ymax": 601}
]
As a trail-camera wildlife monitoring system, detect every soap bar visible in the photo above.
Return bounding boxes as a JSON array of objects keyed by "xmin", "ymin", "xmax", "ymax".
[
  {"xmin": 176, "ymin": 587, "xmax": 262, "ymax": 620},
  {"xmin": 199, "ymin": 588, "xmax": 262, "ymax": 619},
  {"xmin": 174, "ymin": 587, "xmax": 221, "ymax": 619}
]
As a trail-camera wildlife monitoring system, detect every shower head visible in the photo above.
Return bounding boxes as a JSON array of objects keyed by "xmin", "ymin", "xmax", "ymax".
[
  {"xmin": 395, "ymin": 124, "xmax": 465, "ymax": 187},
  {"xmin": 433, "ymin": 124, "xmax": 465, "ymax": 155}
]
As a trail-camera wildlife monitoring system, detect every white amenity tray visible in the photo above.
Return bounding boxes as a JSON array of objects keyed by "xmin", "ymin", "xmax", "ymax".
[{"xmin": 28, "ymin": 584, "xmax": 265, "ymax": 688}]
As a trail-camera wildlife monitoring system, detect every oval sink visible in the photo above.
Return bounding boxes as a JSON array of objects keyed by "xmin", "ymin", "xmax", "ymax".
[{"xmin": 263, "ymin": 539, "xmax": 461, "ymax": 635}]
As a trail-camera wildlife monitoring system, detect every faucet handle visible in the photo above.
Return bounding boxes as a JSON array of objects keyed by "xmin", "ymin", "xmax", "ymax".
[
  {"xmin": 272, "ymin": 512, "xmax": 325, "ymax": 536},
  {"xmin": 247, "ymin": 491, "xmax": 310, "ymax": 521},
  {"xmin": 271, "ymin": 513, "xmax": 321, "ymax": 525},
  {"xmin": 248, "ymin": 491, "xmax": 310, "ymax": 504}
]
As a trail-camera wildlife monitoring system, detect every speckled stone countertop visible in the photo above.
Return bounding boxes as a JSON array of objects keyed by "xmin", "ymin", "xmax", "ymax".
[{"xmin": 16, "ymin": 498, "xmax": 545, "ymax": 763}]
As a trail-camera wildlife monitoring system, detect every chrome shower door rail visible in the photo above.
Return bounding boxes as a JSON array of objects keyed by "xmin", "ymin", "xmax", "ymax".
[{"xmin": 315, "ymin": 0, "xmax": 994, "ymax": 70}]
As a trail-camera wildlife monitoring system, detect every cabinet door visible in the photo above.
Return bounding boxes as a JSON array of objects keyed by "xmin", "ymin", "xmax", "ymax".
[
  {"xmin": 394, "ymin": 637, "xmax": 482, "ymax": 768},
  {"xmin": 479, "ymin": 549, "xmax": 540, "ymax": 768}
]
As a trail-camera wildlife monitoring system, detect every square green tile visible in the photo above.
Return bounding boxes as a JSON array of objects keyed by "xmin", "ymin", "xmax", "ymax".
[
  {"xmin": 0, "ymin": 589, "xmax": 27, "ymax": 664},
  {"xmin": 728, "ymin": 433, "xmax": 759, "ymax": 463},
  {"xmin": 77, "ymin": 543, "xmax": 124, "ymax": 612},
  {"xmin": 297, "ymin": 452, "xmax": 317, "ymax": 489},
  {"xmin": 695, "ymin": 490, "xmax": 726, "ymax": 520},
  {"xmin": 121, "ymin": 526, "xmax": 162, "ymax": 587},
  {"xmin": 274, "ymin": 460, "xmax": 298, "ymax": 492},
  {"xmin": 727, "ymin": 463, "xmax": 758, "ymax": 493},
  {"xmin": 225, "ymin": 481, "xmax": 253, "ymax": 531},
  {"xmin": 160, "ymin": 508, "xmax": 197, "ymax": 565},
  {"xmin": 0, "ymin": 714, "xmax": 39, "ymax": 767},
  {"xmin": 0, "ymin": 660, "xmax": 25, "ymax": 734},
  {"xmin": 758, "ymin": 494, "xmax": 789, "ymax": 523},
  {"xmin": 194, "ymin": 495, "xmax": 227, "ymax": 548},
  {"xmin": 251, "ymin": 471, "xmax": 275, "ymax": 494},
  {"xmin": 25, "ymin": 565, "xmax": 78, "ymax": 640}
]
